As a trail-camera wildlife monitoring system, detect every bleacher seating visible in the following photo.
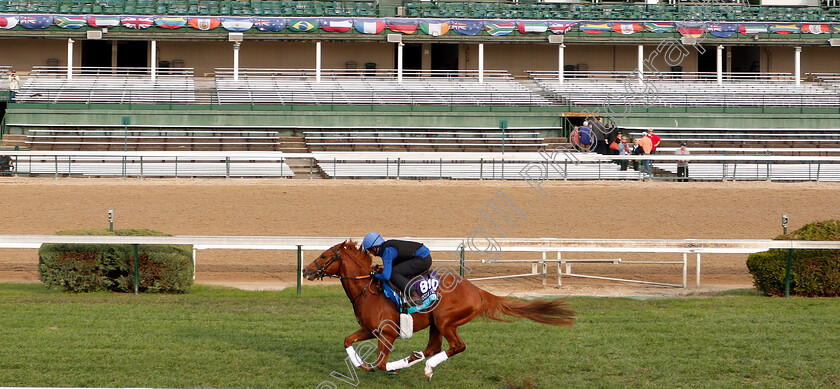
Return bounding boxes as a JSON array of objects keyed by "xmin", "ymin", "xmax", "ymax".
[
  {"xmin": 654, "ymin": 162, "xmax": 840, "ymax": 181},
  {"xmin": 19, "ymin": 127, "xmax": 281, "ymax": 151},
  {"xmin": 214, "ymin": 69, "xmax": 552, "ymax": 106},
  {"xmin": 622, "ymin": 127, "xmax": 840, "ymax": 151},
  {"xmin": 531, "ymin": 71, "xmax": 840, "ymax": 108},
  {"xmin": 303, "ymin": 130, "xmax": 547, "ymax": 152},
  {"xmin": 16, "ymin": 66, "xmax": 197, "ymax": 104},
  {"xmin": 0, "ymin": 0, "xmax": 377, "ymax": 16}
]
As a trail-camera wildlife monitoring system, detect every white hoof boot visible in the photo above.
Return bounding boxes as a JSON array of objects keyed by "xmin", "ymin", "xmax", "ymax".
[{"xmin": 424, "ymin": 366, "xmax": 434, "ymax": 381}]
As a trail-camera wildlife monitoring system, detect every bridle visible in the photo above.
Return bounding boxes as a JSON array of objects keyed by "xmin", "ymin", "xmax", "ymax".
[{"xmin": 310, "ymin": 244, "xmax": 378, "ymax": 303}]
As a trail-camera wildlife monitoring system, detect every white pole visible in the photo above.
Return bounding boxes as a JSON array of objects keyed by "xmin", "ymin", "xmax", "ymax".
[
  {"xmin": 315, "ymin": 41, "xmax": 322, "ymax": 83},
  {"xmin": 478, "ymin": 43, "xmax": 484, "ymax": 84},
  {"xmin": 637, "ymin": 44, "xmax": 644, "ymax": 83},
  {"xmin": 233, "ymin": 42, "xmax": 240, "ymax": 81},
  {"xmin": 67, "ymin": 38, "xmax": 74, "ymax": 80},
  {"xmin": 397, "ymin": 42, "xmax": 404, "ymax": 85},
  {"xmin": 716, "ymin": 45, "xmax": 723, "ymax": 86},
  {"xmin": 696, "ymin": 253, "xmax": 701, "ymax": 288},
  {"xmin": 558, "ymin": 44, "xmax": 565, "ymax": 84},
  {"xmin": 682, "ymin": 253, "xmax": 688, "ymax": 288},
  {"xmin": 151, "ymin": 40, "xmax": 157, "ymax": 82},
  {"xmin": 794, "ymin": 46, "xmax": 801, "ymax": 86}
]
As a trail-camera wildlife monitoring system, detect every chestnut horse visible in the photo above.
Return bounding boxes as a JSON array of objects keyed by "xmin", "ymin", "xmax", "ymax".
[{"xmin": 302, "ymin": 240, "xmax": 574, "ymax": 381}]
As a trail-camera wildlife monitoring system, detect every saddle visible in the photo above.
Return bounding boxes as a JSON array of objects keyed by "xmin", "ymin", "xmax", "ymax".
[{"xmin": 381, "ymin": 269, "xmax": 440, "ymax": 314}]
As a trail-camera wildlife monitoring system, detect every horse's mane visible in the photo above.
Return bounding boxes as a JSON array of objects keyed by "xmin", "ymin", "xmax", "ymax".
[{"xmin": 342, "ymin": 240, "xmax": 373, "ymax": 267}]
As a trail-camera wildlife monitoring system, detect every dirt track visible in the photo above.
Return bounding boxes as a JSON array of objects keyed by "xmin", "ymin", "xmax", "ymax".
[{"xmin": 2, "ymin": 178, "xmax": 838, "ymax": 296}]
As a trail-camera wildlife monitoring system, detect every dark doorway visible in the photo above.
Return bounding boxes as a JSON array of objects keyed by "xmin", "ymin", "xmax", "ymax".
[
  {"xmin": 730, "ymin": 46, "xmax": 760, "ymax": 73},
  {"xmin": 116, "ymin": 41, "xmax": 148, "ymax": 68},
  {"xmin": 82, "ymin": 40, "xmax": 112, "ymax": 68},
  {"xmin": 697, "ymin": 45, "xmax": 725, "ymax": 74},
  {"xmin": 431, "ymin": 43, "xmax": 458, "ymax": 73},
  {"xmin": 397, "ymin": 43, "xmax": 422, "ymax": 73}
]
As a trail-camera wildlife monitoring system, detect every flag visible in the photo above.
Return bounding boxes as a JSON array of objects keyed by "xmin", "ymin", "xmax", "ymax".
[
  {"xmin": 644, "ymin": 22, "xmax": 673, "ymax": 33},
  {"xmin": 769, "ymin": 24, "xmax": 798, "ymax": 34},
  {"xmin": 86, "ymin": 16, "xmax": 119, "ymax": 28},
  {"xmin": 54, "ymin": 16, "xmax": 86, "ymax": 29},
  {"xmin": 387, "ymin": 19, "xmax": 418, "ymax": 34},
  {"xmin": 450, "ymin": 20, "xmax": 483, "ymax": 36},
  {"xmin": 354, "ymin": 20, "xmax": 385, "ymax": 34},
  {"xmin": 801, "ymin": 24, "xmax": 829, "ymax": 34},
  {"xmin": 288, "ymin": 19, "xmax": 319, "ymax": 32},
  {"xmin": 221, "ymin": 17, "xmax": 253, "ymax": 32},
  {"xmin": 121, "ymin": 17, "xmax": 154, "ymax": 29},
  {"xmin": 833, "ymin": 24, "xmax": 840, "ymax": 34},
  {"xmin": 419, "ymin": 21, "xmax": 450, "ymax": 36},
  {"xmin": 155, "ymin": 17, "xmax": 187, "ymax": 29},
  {"xmin": 321, "ymin": 19, "xmax": 352, "ymax": 33},
  {"xmin": 706, "ymin": 23, "xmax": 738, "ymax": 38},
  {"xmin": 676, "ymin": 22, "xmax": 705, "ymax": 38},
  {"xmin": 612, "ymin": 23, "xmax": 643, "ymax": 35},
  {"xmin": 0, "ymin": 16, "xmax": 18, "ymax": 29},
  {"xmin": 739, "ymin": 24, "xmax": 767, "ymax": 35},
  {"xmin": 253, "ymin": 18, "xmax": 285, "ymax": 32},
  {"xmin": 548, "ymin": 22, "xmax": 575, "ymax": 34},
  {"xmin": 517, "ymin": 21, "xmax": 548, "ymax": 34},
  {"xmin": 20, "ymin": 15, "xmax": 53, "ymax": 29},
  {"xmin": 579, "ymin": 23, "xmax": 611, "ymax": 34},
  {"xmin": 484, "ymin": 22, "xmax": 514, "ymax": 36},
  {"xmin": 188, "ymin": 18, "xmax": 220, "ymax": 30}
]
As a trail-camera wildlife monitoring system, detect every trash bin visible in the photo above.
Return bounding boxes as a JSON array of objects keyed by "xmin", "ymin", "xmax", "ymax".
[{"xmin": 365, "ymin": 62, "xmax": 376, "ymax": 75}]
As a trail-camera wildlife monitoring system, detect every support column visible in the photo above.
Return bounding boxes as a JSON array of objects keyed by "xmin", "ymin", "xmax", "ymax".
[
  {"xmin": 478, "ymin": 43, "xmax": 484, "ymax": 84},
  {"xmin": 151, "ymin": 40, "xmax": 157, "ymax": 82},
  {"xmin": 794, "ymin": 46, "xmax": 801, "ymax": 86},
  {"xmin": 397, "ymin": 42, "xmax": 404, "ymax": 84},
  {"xmin": 637, "ymin": 45, "xmax": 644, "ymax": 82},
  {"xmin": 67, "ymin": 38, "xmax": 74, "ymax": 79},
  {"xmin": 315, "ymin": 41, "xmax": 322, "ymax": 83},
  {"xmin": 558, "ymin": 44, "xmax": 565, "ymax": 84},
  {"xmin": 233, "ymin": 42, "xmax": 241, "ymax": 81},
  {"xmin": 716, "ymin": 45, "xmax": 723, "ymax": 86}
]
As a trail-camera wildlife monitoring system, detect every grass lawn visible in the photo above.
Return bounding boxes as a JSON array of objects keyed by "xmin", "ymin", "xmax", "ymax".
[{"xmin": 0, "ymin": 284, "xmax": 838, "ymax": 388}]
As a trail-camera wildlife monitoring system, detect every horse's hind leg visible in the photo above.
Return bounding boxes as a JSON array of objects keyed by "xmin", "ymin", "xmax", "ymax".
[{"xmin": 424, "ymin": 325, "xmax": 466, "ymax": 381}]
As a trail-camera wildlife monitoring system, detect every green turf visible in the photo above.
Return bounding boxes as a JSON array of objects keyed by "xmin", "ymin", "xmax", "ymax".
[{"xmin": 0, "ymin": 283, "xmax": 838, "ymax": 388}]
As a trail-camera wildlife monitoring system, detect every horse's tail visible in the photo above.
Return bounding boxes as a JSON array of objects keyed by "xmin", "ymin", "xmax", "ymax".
[{"xmin": 479, "ymin": 289, "xmax": 574, "ymax": 327}]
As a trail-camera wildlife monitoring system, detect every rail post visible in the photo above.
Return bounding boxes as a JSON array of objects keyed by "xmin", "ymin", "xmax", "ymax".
[
  {"xmin": 459, "ymin": 245, "xmax": 465, "ymax": 278},
  {"xmin": 297, "ymin": 245, "xmax": 302, "ymax": 295},
  {"xmin": 133, "ymin": 244, "xmax": 140, "ymax": 295}
]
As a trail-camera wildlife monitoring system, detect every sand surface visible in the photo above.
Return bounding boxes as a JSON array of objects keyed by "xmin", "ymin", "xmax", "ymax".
[{"xmin": 2, "ymin": 177, "xmax": 838, "ymax": 297}]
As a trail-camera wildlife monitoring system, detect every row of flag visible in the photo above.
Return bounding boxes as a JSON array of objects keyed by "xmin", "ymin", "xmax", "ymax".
[{"xmin": 0, "ymin": 15, "xmax": 838, "ymax": 36}]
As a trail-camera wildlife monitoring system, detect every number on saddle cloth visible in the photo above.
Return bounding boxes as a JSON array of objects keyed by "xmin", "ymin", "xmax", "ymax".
[{"xmin": 380, "ymin": 270, "xmax": 440, "ymax": 313}]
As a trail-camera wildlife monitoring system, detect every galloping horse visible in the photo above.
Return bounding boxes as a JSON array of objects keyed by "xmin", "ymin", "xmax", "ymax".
[{"xmin": 302, "ymin": 240, "xmax": 574, "ymax": 381}]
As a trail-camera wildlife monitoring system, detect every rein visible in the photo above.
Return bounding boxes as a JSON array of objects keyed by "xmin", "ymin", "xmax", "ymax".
[{"xmin": 311, "ymin": 245, "xmax": 379, "ymax": 304}]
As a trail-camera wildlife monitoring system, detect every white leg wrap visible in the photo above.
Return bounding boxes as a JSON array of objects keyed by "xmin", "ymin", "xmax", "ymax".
[
  {"xmin": 385, "ymin": 351, "xmax": 426, "ymax": 372},
  {"xmin": 399, "ymin": 313, "xmax": 413, "ymax": 339},
  {"xmin": 346, "ymin": 346, "xmax": 363, "ymax": 368},
  {"xmin": 425, "ymin": 351, "xmax": 448, "ymax": 369}
]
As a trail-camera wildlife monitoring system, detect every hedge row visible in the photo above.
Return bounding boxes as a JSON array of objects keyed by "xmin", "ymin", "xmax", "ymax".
[
  {"xmin": 747, "ymin": 220, "xmax": 840, "ymax": 297},
  {"xmin": 38, "ymin": 229, "xmax": 193, "ymax": 293}
]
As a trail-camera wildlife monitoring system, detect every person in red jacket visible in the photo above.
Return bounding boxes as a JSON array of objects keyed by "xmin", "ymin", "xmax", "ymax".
[{"xmin": 646, "ymin": 128, "xmax": 661, "ymax": 154}]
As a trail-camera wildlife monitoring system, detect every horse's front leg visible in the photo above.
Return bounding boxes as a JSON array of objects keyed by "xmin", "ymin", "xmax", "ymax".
[{"xmin": 343, "ymin": 328, "xmax": 376, "ymax": 372}]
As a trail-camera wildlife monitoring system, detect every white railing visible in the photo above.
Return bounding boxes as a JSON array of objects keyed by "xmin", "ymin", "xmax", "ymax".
[{"xmin": 1, "ymin": 235, "xmax": 838, "ymax": 290}]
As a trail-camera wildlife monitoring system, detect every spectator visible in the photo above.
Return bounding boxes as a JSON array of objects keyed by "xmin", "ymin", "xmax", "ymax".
[
  {"xmin": 646, "ymin": 128, "xmax": 661, "ymax": 154},
  {"xmin": 631, "ymin": 138, "xmax": 644, "ymax": 171},
  {"xmin": 0, "ymin": 154, "xmax": 13, "ymax": 175},
  {"xmin": 591, "ymin": 117, "xmax": 608, "ymax": 154},
  {"xmin": 639, "ymin": 135, "xmax": 653, "ymax": 175},
  {"xmin": 614, "ymin": 133, "xmax": 631, "ymax": 171},
  {"xmin": 675, "ymin": 142, "xmax": 690, "ymax": 182},
  {"xmin": 578, "ymin": 123, "xmax": 593, "ymax": 152},
  {"xmin": 605, "ymin": 122, "xmax": 620, "ymax": 156},
  {"xmin": 8, "ymin": 71, "xmax": 20, "ymax": 103}
]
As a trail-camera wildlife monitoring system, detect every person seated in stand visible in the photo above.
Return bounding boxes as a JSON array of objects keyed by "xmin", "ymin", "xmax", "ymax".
[
  {"xmin": 362, "ymin": 232, "xmax": 432, "ymax": 304},
  {"xmin": 0, "ymin": 154, "xmax": 13, "ymax": 175}
]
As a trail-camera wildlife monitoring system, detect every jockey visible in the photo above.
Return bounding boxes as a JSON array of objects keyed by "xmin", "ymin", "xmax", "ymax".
[{"xmin": 362, "ymin": 232, "xmax": 432, "ymax": 301}]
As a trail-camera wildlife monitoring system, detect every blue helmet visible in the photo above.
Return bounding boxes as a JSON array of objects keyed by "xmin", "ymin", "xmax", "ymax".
[{"xmin": 362, "ymin": 232, "xmax": 385, "ymax": 251}]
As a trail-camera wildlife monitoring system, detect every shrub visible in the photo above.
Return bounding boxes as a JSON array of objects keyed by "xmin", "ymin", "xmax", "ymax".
[
  {"xmin": 39, "ymin": 229, "xmax": 193, "ymax": 293},
  {"xmin": 747, "ymin": 220, "xmax": 840, "ymax": 297}
]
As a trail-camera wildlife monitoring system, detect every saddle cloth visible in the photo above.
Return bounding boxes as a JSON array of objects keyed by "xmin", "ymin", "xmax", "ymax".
[{"xmin": 382, "ymin": 269, "xmax": 440, "ymax": 314}]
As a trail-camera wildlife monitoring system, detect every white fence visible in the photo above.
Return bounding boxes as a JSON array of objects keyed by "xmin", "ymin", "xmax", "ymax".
[{"xmin": 2, "ymin": 235, "xmax": 839, "ymax": 290}]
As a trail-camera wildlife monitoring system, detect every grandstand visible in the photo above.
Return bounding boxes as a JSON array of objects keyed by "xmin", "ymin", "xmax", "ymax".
[{"xmin": 0, "ymin": 0, "xmax": 839, "ymax": 181}]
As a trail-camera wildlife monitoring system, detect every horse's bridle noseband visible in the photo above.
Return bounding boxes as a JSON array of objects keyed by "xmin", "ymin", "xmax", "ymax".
[{"xmin": 310, "ymin": 245, "xmax": 377, "ymax": 303}]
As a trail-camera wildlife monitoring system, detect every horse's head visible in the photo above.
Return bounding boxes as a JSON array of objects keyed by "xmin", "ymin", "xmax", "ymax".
[{"xmin": 302, "ymin": 240, "xmax": 371, "ymax": 281}]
